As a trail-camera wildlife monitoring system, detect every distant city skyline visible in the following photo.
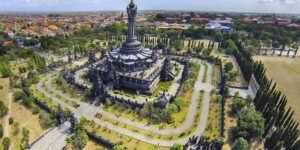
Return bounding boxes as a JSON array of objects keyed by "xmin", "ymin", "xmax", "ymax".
[{"xmin": 0, "ymin": 0, "xmax": 300, "ymax": 14}]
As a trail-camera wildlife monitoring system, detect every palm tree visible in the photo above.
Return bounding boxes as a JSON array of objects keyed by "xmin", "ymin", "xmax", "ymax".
[
  {"xmin": 292, "ymin": 43, "xmax": 299, "ymax": 57},
  {"xmin": 265, "ymin": 39, "xmax": 272, "ymax": 55},
  {"xmin": 279, "ymin": 36, "xmax": 292, "ymax": 56}
]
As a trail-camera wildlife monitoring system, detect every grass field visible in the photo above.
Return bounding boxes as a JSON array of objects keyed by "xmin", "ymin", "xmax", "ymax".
[
  {"xmin": 85, "ymin": 122, "xmax": 169, "ymax": 150},
  {"xmin": 0, "ymin": 78, "xmax": 9, "ymax": 122},
  {"xmin": 9, "ymin": 102, "xmax": 47, "ymax": 150},
  {"xmin": 83, "ymin": 140, "xmax": 108, "ymax": 150},
  {"xmin": 0, "ymin": 77, "xmax": 10, "ymax": 150},
  {"xmin": 222, "ymin": 98, "xmax": 236, "ymax": 150},
  {"xmin": 202, "ymin": 92, "xmax": 221, "ymax": 140},
  {"xmin": 253, "ymin": 56, "xmax": 300, "ymax": 124}
]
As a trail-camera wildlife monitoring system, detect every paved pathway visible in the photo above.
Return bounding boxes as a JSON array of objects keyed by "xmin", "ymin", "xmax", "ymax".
[
  {"xmin": 41, "ymin": 63, "xmax": 200, "ymax": 135},
  {"xmin": 28, "ymin": 122, "xmax": 72, "ymax": 150},
  {"xmin": 168, "ymin": 62, "xmax": 184, "ymax": 96},
  {"xmin": 74, "ymin": 68, "xmax": 91, "ymax": 88},
  {"xmin": 228, "ymin": 87, "xmax": 255, "ymax": 98},
  {"xmin": 4, "ymin": 91, "xmax": 12, "ymax": 137},
  {"xmin": 36, "ymin": 60, "xmax": 214, "ymax": 147}
]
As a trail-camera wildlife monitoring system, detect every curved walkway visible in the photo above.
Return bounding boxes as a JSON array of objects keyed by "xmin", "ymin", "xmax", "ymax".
[{"xmin": 36, "ymin": 60, "xmax": 214, "ymax": 147}]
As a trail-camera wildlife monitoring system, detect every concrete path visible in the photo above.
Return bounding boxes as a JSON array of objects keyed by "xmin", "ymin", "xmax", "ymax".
[
  {"xmin": 36, "ymin": 60, "xmax": 215, "ymax": 147},
  {"xmin": 74, "ymin": 68, "xmax": 91, "ymax": 88},
  {"xmin": 4, "ymin": 91, "xmax": 12, "ymax": 137},
  {"xmin": 41, "ymin": 62, "xmax": 201, "ymax": 135},
  {"xmin": 28, "ymin": 122, "xmax": 72, "ymax": 150},
  {"xmin": 228, "ymin": 87, "xmax": 255, "ymax": 99},
  {"xmin": 168, "ymin": 62, "xmax": 184, "ymax": 97}
]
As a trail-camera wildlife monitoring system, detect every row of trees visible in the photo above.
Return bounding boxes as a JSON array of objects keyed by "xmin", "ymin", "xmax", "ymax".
[
  {"xmin": 253, "ymin": 61, "xmax": 300, "ymax": 149},
  {"xmin": 234, "ymin": 21, "xmax": 300, "ymax": 47},
  {"xmin": 227, "ymin": 34, "xmax": 300, "ymax": 149}
]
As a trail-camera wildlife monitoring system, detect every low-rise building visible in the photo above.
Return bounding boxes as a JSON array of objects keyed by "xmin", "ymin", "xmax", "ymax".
[
  {"xmin": 205, "ymin": 22, "xmax": 233, "ymax": 32},
  {"xmin": 4, "ymin": 29, "xmax": 15, "ymax": 38}
]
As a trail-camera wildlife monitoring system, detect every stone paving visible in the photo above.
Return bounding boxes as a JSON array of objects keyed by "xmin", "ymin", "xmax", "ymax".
[
  {"xmin": 36, "ymin": 60, "xmax": 215, "ymax": 147},
  {"xmin": 28, "ymin": 122, "xmax": 72, "ymax": 150},
  {"xmin": 228, "ymin": 87, "xmax": 256, "ymax": 98}
]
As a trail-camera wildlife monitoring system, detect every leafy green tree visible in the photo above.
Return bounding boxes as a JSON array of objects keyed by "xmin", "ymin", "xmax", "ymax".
[
  {"xmin": 232, "ymin": 137, "xmax": 248, "ymax": 150},
  {"xmin": 155, "ymin": 13, "xmax": 167, "ymax": 21},
  {"xmin": 38, "ymin": 111, "xmax": 54, "ymax": 129},
  {"xmin": 2, "ymin": 137, "xmax": 10, "ymax": 150},
  {"xmin": 170, "ymin": 143, "xmax": 183, "ymax": 150},
  {"xmin": 104, "ymin": 23, "xmax": 126, "ymax": 35},
  {"xmin": 20, "ymin": 128, "xmax": 30, "ymax": 150},
  {"xmin": 193, "ymin": 46, "xmax": 203, "ymax": 55},
  {"xmin": 228, "ymin": 71, "xmax": 238, "ymax": 81},
  {"xmin": 22, "ymin": 96, "xmax": 34, "ymax": 108},
  {"xmin": 174, "ymin": 97, "xmax": 187, "ymax": 110},
  {"xmin": 202, "ymin": 48, "xmax": 212, "ymax": 56},
  {"xmin": 224, "ymin": 62, "xmax": 234, "ymax": 72},
  {"xmin": 140, "ymin": 103, "xmax": 173, "ymax": 124},
  {"xmin": 71, "ymin": 117, "xmax": 88, "ymax": 149},
  {"xmin": 12, "ymin": 122, "xmax": 20, "ymax": 136},
  {"xmin": 112, "ymin": 144, "xmax": 126, "ymax": 150},
  {"xmin": 9, "ymin": 117, "xmax": 13, "ymax": 125},
  {"xmin": 174, "ymin": 40, "xmax": 183, "ymax": 51},
  {"xmin": 231, "ymin": 97, "xmax": 246, "ymax": 115},
  {"xmin": 279, "ymin": 36, "xmax": 292, "ymax": 50},
  {"xmin": 0, "ymin": 66, "xmax": 12, "ymax": 77},
  {"xmin": 235, "ymin": 110, "xmax": 264, "ymax": 140},
  {"xmin": 168, "ymin": 104, "xmax": 179, "ymax": 113},
  {"xmin": 0, "ymin": 124, "xmax": 3, "ymax": 138},
  {"xmin": 225, "ymin": 39, "xmax": 238, "ymax": 54},
  {"xmin": 245, "ymin": 95, "xmax": 253, "ymax": 106},
  {"xmin": 0, "ymin": 101, "xmax": 8, "ymax": 117},
  {"xmin": 14, "ymin": 90, "xmax": 27, "ymax": 101}
]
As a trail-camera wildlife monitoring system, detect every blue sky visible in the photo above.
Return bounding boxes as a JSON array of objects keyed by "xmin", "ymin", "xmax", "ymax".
[{"xmin": 0, "ymin": 0, "xmax": 300, "ymax": 14}]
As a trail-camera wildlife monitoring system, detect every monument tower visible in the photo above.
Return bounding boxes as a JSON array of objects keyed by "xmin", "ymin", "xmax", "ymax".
[{"xmin": 92, "ymin": 0, "xmax": 174, "ymax": 94}]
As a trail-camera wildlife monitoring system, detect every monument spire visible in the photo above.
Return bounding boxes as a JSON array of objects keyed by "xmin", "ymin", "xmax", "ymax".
[
  {"xmin": 120, "ymin": 0, "xmax": 141, "ymax": 53},
  {"xmin": 127, "ymin": 0, "xmax": 137, "ymax": 40}
]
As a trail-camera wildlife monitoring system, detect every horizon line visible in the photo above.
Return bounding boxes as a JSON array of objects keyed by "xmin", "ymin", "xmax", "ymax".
[{"xmin": 0, "ymin": 9, "xmax": 299, "ymax": 15}]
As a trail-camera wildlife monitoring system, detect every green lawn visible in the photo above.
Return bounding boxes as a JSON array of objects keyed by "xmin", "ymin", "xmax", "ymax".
[
  {"xmin": 153, "ymin": 81, "xmax": 173, "ymax": 97},
  {"xmin": 212, "ymin": 65, "xmax": 221, "ymax": 86},
  {"xmin": 203, "ymin": 92, "xmax": 221, "ymax": 140},
  {"xmin": 253, "ymin": 56, "xmax": 300, "ymax": 124},
  {"xmin": 85, "ymin": 121, "xmax": 169, "ymax": 150},
  {"xmin": 51, "ymin": 77, "xmax": 87, "ymax": 102}
]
